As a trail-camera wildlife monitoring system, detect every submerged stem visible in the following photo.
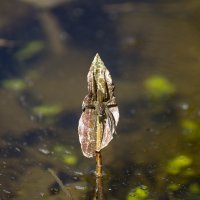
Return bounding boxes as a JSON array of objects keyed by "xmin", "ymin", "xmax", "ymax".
[
  {"xmin": 95, "ymin": 151, "xmax": 102, "ymax": 177},
  {"xmin": 48, "ymin": 168, "xmax": 73, "ymax": 200},
  {"xmin": 94, "ymin": 151, "xmax": 104, "ymax": 200}
]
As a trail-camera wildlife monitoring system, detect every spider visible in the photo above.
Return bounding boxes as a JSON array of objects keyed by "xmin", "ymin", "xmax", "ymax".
[{"xmin": 83, "ymin": 99, "xmax": 117, "ymax": 136}]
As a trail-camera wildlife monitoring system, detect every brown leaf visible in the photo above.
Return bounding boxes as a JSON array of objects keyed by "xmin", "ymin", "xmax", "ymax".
[{"xmin": 78, "ymin": 53, "xmax": 119, "ymax": 158}]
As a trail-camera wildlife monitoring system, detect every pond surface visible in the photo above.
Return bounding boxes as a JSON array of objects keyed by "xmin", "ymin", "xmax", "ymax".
[{"xmin": 1, "ymin": 0, "xmax": 200, "ymax": 199}]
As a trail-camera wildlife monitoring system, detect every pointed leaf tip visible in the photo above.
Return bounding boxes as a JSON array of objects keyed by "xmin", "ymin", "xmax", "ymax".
[{"xmin": 92, "ymin": 53, "xmax": 104, "ymax": 67}]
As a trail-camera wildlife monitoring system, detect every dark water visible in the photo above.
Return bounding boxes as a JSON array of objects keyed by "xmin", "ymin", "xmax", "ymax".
[{"xmin": 1, "ymin": 0, "xmax": 200, "ymax": 199}]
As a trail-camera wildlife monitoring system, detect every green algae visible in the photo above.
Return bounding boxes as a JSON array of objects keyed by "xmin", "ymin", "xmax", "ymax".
[
  {"xmin": 32, "ymin": 104, "xmax": 62, "ymax": 117},
  {"xmin": 2, "ymin": 79, "xmax": 26, "ymax": 91},
  {"xmin": 144, "ymin": 75, "xmax": 175, "ymax": 99},
  {"xmin": 126, "ymin": 185, "xmax": 149, "ymax": 200},
  {"xmin": 15, "ymin": 40, "xmax": 44, "ymax": 61},
  {"xmin": 166, "ymin": 155, "xmax": 192, "ymax": 175}
]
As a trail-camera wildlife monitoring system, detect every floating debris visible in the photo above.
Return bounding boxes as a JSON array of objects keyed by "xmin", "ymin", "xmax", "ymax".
[{"xmin": 38, "ymin": 148, "xmax": 50, "ymax": 155}]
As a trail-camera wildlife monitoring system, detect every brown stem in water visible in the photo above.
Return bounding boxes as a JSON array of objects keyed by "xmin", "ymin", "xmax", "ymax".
[
  {"xmin": 96, "ymin": 151, "xmax": 102, "ymax": 177},
  {"xmin": 93, "ymin": 151, "xmax": 104, "ymax": 200},
  {"xmin": 94, "ymin": 80, "xmax": 104, "ymax": 199}
]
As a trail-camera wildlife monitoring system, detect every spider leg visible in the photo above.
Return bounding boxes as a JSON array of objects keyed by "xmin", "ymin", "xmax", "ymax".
[
  {"xmin": 82, "ymin": 104, "xmax": 95, "ymax": 111},
  {"xmin": 105, "ymin": 108, "xmax": 112, "ymax": 133},
  {"xmin": 106, "ymin": 97, "xmax": 117, "ymax": 108}
]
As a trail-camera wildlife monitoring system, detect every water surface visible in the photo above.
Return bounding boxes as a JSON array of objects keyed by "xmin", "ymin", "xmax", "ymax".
[{"xmin": 1, "ymin": 1, "xmax": 200, "ymax": 199}]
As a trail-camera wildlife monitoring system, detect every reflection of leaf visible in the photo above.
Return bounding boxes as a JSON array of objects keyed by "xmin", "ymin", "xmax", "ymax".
[
  {"xmin": 144, "ymin": 75, "xmax": 175, "ymax": 99},
  {"xmin": 15, "ymin": 40, "xmax": 44, "ymax": 61},
  {"xmin": 181, "ymin": 119, "xmax": 200, "ymax": 140},
  {"xmin": 2, "ymin": 79, "xmax": 26, "ymax": 91},
  {"xmin": 32, "ymin": 105, "xmax": 62, "ymax": 117},
  {"xmin": 166, "ymin": 155, "xmax": 192, "ymax": 175},
  {"xmin": 126, "ymin": 185, "xmax": 149, "ymax": 200}
]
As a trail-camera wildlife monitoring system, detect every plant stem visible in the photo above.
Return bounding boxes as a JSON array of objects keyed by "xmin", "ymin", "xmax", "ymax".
[
  {"xmin": 94, "ymin": 151, "xmax": 104, "ymax": 200},
  {"xmin": 96, "ymin": 88, "xmax": 103, "ymax": 152},
  {"xmin": 48, "ymin": 168, "xmax": 73, "ymax": 200},
  {"xmin": 95, "ymin": 151, "xmax": 102, "ymax": 177},
  {"xmin": 94, "ymin": 91, "xmax": 104, "ymax": 198}
]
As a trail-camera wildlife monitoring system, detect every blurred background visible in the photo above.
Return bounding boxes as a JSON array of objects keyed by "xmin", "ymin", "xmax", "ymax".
[{"xmin": 1, "ymin": 0, "xmax": 200, "ymax": 199}]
